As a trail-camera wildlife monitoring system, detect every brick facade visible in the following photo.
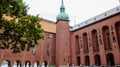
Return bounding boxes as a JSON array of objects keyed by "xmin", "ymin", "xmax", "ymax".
[
  {"xmin": 0, "ymin": 7, "xmax": 120, "ymax": 67},
  {"xmin": 70, "ymin": 14, "xmax": 120, "ymax": 66}
]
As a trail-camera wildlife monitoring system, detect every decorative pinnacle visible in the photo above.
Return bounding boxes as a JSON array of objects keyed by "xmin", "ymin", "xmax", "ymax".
[
  {"xmin": 56, "ymin": 0, "xmax": 69, "ymax": 21},
  {"xmin": 60, "ymin": 0, "xmax": 65, "ymax": 13},
  {"xmin": 62, "ymin": 0, "xmax": 64, "ymax": 6}
]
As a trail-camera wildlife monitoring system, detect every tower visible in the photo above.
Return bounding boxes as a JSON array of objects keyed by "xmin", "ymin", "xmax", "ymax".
[{"xmin": 56, "ymin": 0, "xmax": 70, "ymax": 66}]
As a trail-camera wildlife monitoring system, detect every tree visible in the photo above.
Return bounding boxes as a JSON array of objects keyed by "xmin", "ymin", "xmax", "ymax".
[{"xmin": 0, "ymin": 0, "xmax": 44, "ymax": 53}]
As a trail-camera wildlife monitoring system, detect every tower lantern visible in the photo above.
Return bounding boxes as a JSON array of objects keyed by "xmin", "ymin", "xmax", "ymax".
[{"xmin": 56, "ymin": 0, "xmax": 69, "ymax": 21}]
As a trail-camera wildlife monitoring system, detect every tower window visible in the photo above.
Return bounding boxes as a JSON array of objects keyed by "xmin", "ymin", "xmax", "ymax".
[{"xmin": 47, "ymin": 45, "xmax": 50, "ymax": 56}]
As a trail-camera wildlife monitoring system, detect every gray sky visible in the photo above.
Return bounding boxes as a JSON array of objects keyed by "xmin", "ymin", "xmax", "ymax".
[{"xmin": 23, "ymin": 0, "xmax": 120, "ymax": 26}]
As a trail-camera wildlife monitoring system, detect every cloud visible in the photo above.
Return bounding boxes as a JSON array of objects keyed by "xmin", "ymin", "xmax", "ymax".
[{"xmin": 24, "ymin": 0, "xmax": 120, "ymax": 26}]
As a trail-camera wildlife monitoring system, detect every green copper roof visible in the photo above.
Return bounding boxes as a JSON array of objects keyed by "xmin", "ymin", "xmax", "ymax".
[{"xmin": 56, "ymin": 0, "xmax": 69, "ymax": 21}]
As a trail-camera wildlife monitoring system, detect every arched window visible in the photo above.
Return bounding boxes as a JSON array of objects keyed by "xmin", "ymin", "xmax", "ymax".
[
  {"xmin": 102, "ymin": 26, "xmax": 111, "ymax": 50},
  {"xmin": 47, "ymin": 44, "xmax": 50, "ymax": 56},
  {"xmin": 32, "ymin": 46, "xmax": 36, "ymax": 55},
  {"xmin": 1, "ymin": 60, "xmax": 10, "ymax": 67},
  {"xmin": 85, "ymin": 55, "xmax": 90, "ymax": 66},
  {"xmin": 77, "ymin": 56, "xmax": 81, "ymax": 66},
  {"xmin": 12, "ymin": 61, "xmax": 21, "ymax": 67},
  {"xmin": 106, "ymin": 53, "xmax": 115, "ymax": 66},
  {"xmin": 25, "ymin": 61, "xmax": 31, "ymax": 67},
  {"xmin": 83, "ymin": 33, "xmax": 89, "ymax": 53},
  {"xmin": 91, "ymin": 30, "xmax": 99, "ymax": 51},
  {"xmin": 115, "ymin": 22, "xmax": 120, "ymax": 48},
  {"xmin": 94, "ymin": 54, "xmax": 101, "ymax": 66},
  {"xmin": 34, "ymin": 61, "xmax": 39, "ymax": 67},
  {"xmin": 75, "ymin": 35, "xmax": 80, "ymax": 55}
]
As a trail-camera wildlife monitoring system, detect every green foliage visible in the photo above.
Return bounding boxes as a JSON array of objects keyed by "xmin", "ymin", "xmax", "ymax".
[
  {"xmin": 0, "ymin": 0, "xmax": 44, "ymax": 53},
  {"xmin": 0, "ymin": 0, "xmax": 28, "ymax": 17}
]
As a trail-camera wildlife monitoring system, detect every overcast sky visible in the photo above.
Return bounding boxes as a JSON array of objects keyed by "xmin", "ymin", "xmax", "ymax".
[{"xmin": 23, "ymin": 0, "xmax": 120, "ymax": 26}]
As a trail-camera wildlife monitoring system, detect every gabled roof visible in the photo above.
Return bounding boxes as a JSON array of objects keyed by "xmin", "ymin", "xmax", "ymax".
[
  {"xmin": 70, "ymin": 5, "xmax": 120, "ymax": 31},
  {"xmin": 40, "ymin": 19, "xmax": 56, "ymax": 33}
]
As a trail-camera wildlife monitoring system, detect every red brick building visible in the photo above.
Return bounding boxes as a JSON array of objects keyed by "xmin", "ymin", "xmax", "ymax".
[{"xmin": 0, "ymin": 0, "xmax": 120, "ymax": 67}]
